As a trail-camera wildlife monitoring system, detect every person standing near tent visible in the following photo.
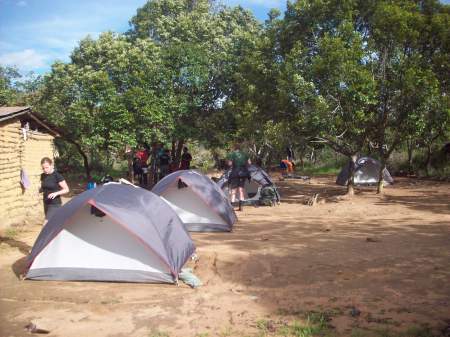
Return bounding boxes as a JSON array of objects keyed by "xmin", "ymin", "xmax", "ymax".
[
  {"xmin": 226, "ymin": 143, "xmax": 251, "ymax": 211},
  {"xmin": 40, "ymin": 157, "xmax": 69, "ymax": 224},
  {"xmin": 180, "ymin": 146, "xmax": 193, "ymax": 170},
  {"xmin": 280, "ymin": 158, "xmax": 295, "ymax": 176},
  {"xmin": 135, "ymin": 145, "xmax": 149, "ymax": 186},
  {"xmin": 158, "ymin": 148, "xmax": 172, "ymax": 180}
]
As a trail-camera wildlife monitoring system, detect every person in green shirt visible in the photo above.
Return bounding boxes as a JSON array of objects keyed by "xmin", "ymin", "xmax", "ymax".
[{"xmin": 226, "ymin": 143, "xmax": 251, "ymax": 211}]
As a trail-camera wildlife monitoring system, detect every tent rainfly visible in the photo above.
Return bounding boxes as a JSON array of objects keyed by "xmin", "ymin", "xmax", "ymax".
[
  {"xmin": 336, "ymin": 157, "xmax": 394, "ymax": 186},
  {"xmin": 152, "ymin": 170, "xmax": 237, "ymax": 232},
  {"xmin": 26, "ymin": 183, "xmax": 195, "ymax": 283}
]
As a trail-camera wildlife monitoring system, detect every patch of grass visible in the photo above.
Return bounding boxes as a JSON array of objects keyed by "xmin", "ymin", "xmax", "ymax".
[
  {"xmin": 289, "ymin": 320, "xmax": 316, "ymax": 337},
  {"xmin": 305, "ymin": 311, "xmax": 331, "ymax": 329},
  {"xmin": 277, "ymin": 324, "xmax": 292, "ymax": 337},
  {"xmin": 274, "ymin": 317, "xmax": 332, "ymax": 337},
  {"xmin": 256, "ymin": 319, "xmax": 270, "ymax": 336},
  {"xmin": 195, "ymin": 333, "xmax": 209, "ymax": 337},
  {"xmin": 373, "ymin": 327, "xmax": 394, "ymax": 337},
  {"xmin": 351, "ymin": 325, "xmax": 437, "ymax": 337},
  {"xmin": 400, "ymin": 325, "xmax": 435, "ymax": 337},
  {"xmin": 3, "ymin": 227, "xmax": 19, "ymax": 240},
  {"xmin": 272, "ymin": 309, "xmax": 336, "ymax": 337},
  {"xmin": 277, "ymin": 308, "xmax": 305, "ymax": 316},
  {"xmin": 148, "ymin": 330, "xmax": 169, "ymax": 337},
  {"xmin": 100, "ymin": 298, "xmax": 121, "ymax": 305},
  {"xmin": 218, "ymin": 326, "xmax": 234, "ymax": 337},
  {"xmin": 351, "ymin": 328, "xmax": 372, "ymax": 337},
  {"xmin": 297, "ymin": 163, "xmax": 341, "ymax": 176}
]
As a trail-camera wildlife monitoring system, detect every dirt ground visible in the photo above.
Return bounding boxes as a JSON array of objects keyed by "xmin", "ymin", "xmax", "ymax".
[{"xmin": 0, "ymin": 175, "xmax": 449, "ymax": 337}]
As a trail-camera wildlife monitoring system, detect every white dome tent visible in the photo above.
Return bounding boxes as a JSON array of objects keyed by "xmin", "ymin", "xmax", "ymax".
[
  {"xmin": 336, "ymin": 157, "xmax": 394, "ymax": 186},
  {"xmin": 26, "ymin": 183, "xmax": 195, "ymax": 284},
  {"xmin": 152, "ymin": 170, "xmax": 237, "ymax": 232}
]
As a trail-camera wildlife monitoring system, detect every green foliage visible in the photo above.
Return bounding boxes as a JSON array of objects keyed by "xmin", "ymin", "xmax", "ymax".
[
  {"xmin": 13, "ymin": 0, "xmax": 447, "ymax": 181},
  {"xmin": 190, "ymin": 143, "xmax": 216, "ymax": 172},
  {"xmin": 128, "ymin": 0, "xmax": 261, "ymax": 146},
  {"xmin": 0, "ymin": 66, "xmax": 41, "ymax": 106},
  {"xmin": 0, "ymin": 65, "xmax": 20, "ymax": 106}
]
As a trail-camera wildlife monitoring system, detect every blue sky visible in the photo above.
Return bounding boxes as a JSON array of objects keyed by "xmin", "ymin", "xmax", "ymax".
[
  {"xmin": 0, "ymin": 0, "xmax": 286, "ymax": 75},
  {"xmin": 1, "ymin": 0, "xmax": 449, "ymax": 76}
]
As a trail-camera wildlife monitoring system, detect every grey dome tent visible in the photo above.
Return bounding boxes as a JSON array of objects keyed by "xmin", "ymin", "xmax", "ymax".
[
  {"xmin": 336, "ymin": 157, "xmax": 394, "ymax": 186},
  {"xmin": 152, "ymin": 170, "xmax": 237, "ymax": 232},
  {"xmin": 26, "ymin": 183, "xmax": 195, "ymax": 284},
  {"xmin": 217, "ymin": 165, "xmax": 281, "ymax": 204}
]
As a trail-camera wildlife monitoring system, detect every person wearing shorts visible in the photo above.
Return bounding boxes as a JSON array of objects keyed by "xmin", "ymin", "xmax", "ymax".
[{"xmin": 226, "ymin": 144, "xmax": 251, "ymax": 211}]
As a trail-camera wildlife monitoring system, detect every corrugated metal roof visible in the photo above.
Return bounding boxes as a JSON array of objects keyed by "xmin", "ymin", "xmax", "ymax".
[
  {"xmin": 0, "ymin": 106, "xmax": 60, "ymax": 136},
  {"xmin": 0, "ymin": 106, "xmax": 30, "ymax": 118}
]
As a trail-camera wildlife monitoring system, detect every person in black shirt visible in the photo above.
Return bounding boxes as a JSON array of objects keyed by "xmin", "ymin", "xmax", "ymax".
[
  {"xmin": 40, "ymin": 157, "xmax": 69, "ymax": 224},
  {"xmin": 180, "ymin": 147, "xmax": 192, "ymax": 170},
  {"xmin": 158, "ymin": 149, "xmax": 171, "ymax": 180}
]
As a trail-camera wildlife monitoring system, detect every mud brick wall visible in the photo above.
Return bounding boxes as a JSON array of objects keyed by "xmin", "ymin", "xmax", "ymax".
[{"xmin": 0, "ymin": 120, "xmax": 55, "ymax": 230}]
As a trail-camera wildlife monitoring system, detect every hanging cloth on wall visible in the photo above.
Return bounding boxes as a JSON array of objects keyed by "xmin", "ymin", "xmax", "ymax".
[{"xmin": 20, "ymin": 169, "xmax": 31, "ymax": 189}]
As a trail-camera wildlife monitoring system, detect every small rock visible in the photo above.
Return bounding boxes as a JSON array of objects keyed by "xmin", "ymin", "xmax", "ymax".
[
  {"xmin": 366, "ymin": 237, "xmax": 380, "ymax": 243},
  {"xmin": 350, "ymin": 307, "xmax": 361, "ymax": 317}
]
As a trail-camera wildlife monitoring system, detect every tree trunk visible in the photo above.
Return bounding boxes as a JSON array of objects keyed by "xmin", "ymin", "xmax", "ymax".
[
  {"xmin": 406, "ymin": 138, "xmax": 414, "ymax": 174},
  {"xmin": 367, "ymin": 143, "xmax": 372, "ymax": 156},
  {"xmin": 175, "ymin": 139, "xmax": 184, "ymax": 168},
  {"xmin": 171, "ymin": 140, "xmax": 176, "ymax": 162},
  {"xmin": 67, "ymin": 139, "xmax": 91, "ymax": 180},
  {"xmin": 346, "ymin": 155, "xmax": 357, "ymax": 196},
  {"xmin": 123, "ymin": 145, "xmax": 134, "ymax": 183},
  {"xmin": 425, "ymin": 144, "xmax": 432, "ymax": 176},
  {"xmin": 377, "ymin": 156, "xmax": 386, "ymax": 194}
]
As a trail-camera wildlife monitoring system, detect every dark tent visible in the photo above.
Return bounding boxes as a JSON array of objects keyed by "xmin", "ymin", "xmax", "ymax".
[
  {"xmin": 152, "ymin": 170, "xmax": 237, "ymax": 232},
  {"xmin": 336, "ymin": 157, "xmax": 394, "ymax": 186},
  {"xmin": 26, "ymin": 183, "xmax": 195, "ymax": 284},
  {"xmin": 217, "ymin": 165, "xmax": 281, "ymax": 203}
]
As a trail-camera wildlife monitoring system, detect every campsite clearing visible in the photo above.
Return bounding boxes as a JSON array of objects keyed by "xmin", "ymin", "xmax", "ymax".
[{"xmin": 1, "ymin": 176, "xmax": 449, "ymax": 337}]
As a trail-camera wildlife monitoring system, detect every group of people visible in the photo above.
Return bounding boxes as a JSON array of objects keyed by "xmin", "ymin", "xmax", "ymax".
[
  {"xmin": 38, "ymin": 145, "xmax": 193, "ymax": 224},
  {"xmin": 39, "ymin": 142, "xmax": 294, "ymax": 222},
  {"xmin": 225, "ymin": 143, "xmax": 297, "ymax": 210},
  {"xmin": 132, "ymin": 144, "xmax": 193, "ymax": 186}
]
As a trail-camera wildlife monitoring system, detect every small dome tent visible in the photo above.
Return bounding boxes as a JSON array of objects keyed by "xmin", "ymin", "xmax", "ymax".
[
  {"xmin": 26, "ymin": 183, "xmax": 195, "ymax": 284},
  {"xmin": 152, "ymin": 170, "xmax": 237, "ymax": 232},
  {"xmin": 336, "ymin": 157, "xmax": 394, "ymax": 186}
]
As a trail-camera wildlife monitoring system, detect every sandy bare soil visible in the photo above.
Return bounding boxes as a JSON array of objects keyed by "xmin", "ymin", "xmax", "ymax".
[{"xmin": 1, "ymin": 176, "xmax": 449, "ymax": 337}]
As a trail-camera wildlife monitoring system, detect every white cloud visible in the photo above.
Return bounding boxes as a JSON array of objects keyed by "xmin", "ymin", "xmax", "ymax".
[
  {"xmin": 0, "ymin": 49, "xmax": 47, "ymax": 70},
  {"xmin": 16, "ymin": 0, "xmax": 27, "ymax": 6}
]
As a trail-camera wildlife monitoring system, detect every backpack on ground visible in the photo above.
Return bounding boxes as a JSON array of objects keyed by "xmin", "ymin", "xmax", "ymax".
[{"xmin": 259, "ymin": 186, "xmax": 278, "ymax": 206}]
